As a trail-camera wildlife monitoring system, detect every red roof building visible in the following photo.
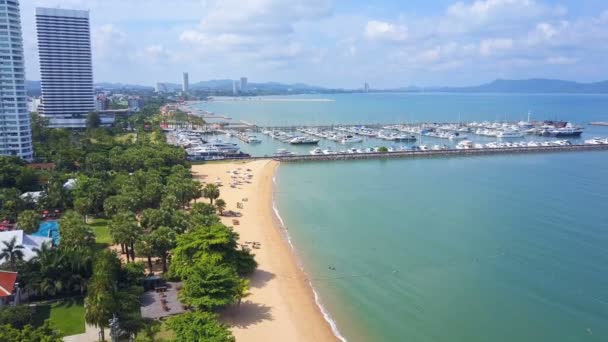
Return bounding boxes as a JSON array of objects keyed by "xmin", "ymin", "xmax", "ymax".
[{"xmin": 0, "ymin": 271, "xmax": 17, "ymax": 301}]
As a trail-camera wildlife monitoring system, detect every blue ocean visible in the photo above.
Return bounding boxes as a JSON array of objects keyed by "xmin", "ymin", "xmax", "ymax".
[{"xmin": 197, "ymin": 93, "xmax": 608, "ymax": 341}]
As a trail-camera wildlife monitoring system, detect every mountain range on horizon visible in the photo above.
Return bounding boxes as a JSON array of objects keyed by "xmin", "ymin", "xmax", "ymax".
[{"xmin": 26, "ymin": 78, "xmax": 608, "ymax": 96}]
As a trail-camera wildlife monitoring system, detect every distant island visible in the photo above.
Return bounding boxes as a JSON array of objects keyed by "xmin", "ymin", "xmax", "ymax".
[
  {"xmin": 26, "ymin": 78, "xmax": 608, "ymax": 96},
  {"xmin": 420, "ymin": 79, "xmax": 608, "ymax": 94}
]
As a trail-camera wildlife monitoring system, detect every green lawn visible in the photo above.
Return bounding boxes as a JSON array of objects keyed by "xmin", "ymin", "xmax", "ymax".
[
  {"xmin": 89, "ymin": 218, "xmax": 112, "ymax": 247},
  {"xmin": 33, "ymin": 297, "xmax": 85, "ymax": 336}
]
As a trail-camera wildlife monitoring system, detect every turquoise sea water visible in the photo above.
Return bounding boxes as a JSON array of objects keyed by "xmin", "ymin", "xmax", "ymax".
[
  {"xmin": 200, "ymin": 94, "xmax": 608, "ymax": 341},
  {"xmin": 276, "ymin": 153, "xmax": 608, "ymax": 342}
]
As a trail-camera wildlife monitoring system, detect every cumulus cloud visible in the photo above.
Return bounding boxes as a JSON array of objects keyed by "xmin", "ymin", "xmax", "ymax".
[
  {"xmin": 18, "ymin": 0, "xmax": 608, "ymax": 86},
  {"xmin": 479, "ymin": 38, "xmax": 514, "ymax": 56},
  {"xmin": 364, "ymin": 20, "xmax": 408, "ymax": 42}
]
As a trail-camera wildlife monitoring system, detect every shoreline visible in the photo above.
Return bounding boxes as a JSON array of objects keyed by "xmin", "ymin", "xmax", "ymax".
[
  {"xmin": 270, "ymin": 170, "xmax": 348, "ymax": 342},
  {"xmin": 191, "ymin": 160, "xmax": 339, "ymax": 342}
]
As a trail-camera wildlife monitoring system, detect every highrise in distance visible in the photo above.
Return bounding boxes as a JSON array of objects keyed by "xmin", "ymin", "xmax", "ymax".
[
  {"xmin": 182, "ymin": 72, "xmax": 189, "ymax": 93},
  {"xmin": 240, "ymin": 77, "xmax": 248, "ymax": 92},
  {"xmin": 36, "ymin": 8, "xmax": 95, "ymax": 128},
  {"xmin": 0, "ymin": 0, "xmax": 32, "ymax": 160}
]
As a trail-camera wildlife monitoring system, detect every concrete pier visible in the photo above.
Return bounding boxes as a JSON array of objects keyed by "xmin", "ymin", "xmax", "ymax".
[{"xmin": 274, "ymin": 144, "xmax": 608, "ymax": 162}]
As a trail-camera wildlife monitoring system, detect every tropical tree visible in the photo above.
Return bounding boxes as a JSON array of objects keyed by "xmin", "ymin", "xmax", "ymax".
[
  {"xmin": 39, "ymin": 174, "xmax": 70, "ymax": 210},
  {"xmin": 150, "ymin": 227, "xmax": 176, "ymax": 273},
  {"xmin": 135, "ymin": 235, "xmax": 155, "ymax": 274},
  {"xmin": 0, "ymin": 321, "xmax": 63, "ymax": 342},
  {"xmin": 170, "ymin": 224, "xmax": 239, "ymax": 279},
  {"xmin": 109, "ymin": 211, "xmax": 142, "ymax": 262},
  {"xmin": 140, "ymin": 208, "xmax": 171, "ymax": 231},
  {"xmin": 178, "ymin": 262, "xmax": 242, "ymax": 311},
  {"xmin": 202, "ymin": 183, "xmax": 220, "ymax": 205},
  {"xmin": 58, "ymin": 210, "xmax": 96, "ymax": 248},
  {"xmin": 166, "ymin": 312, "xmax": 235, "ymax": 342},
  {"xmin": 235, "ymin": 278, "xmax": 250, "ymax": 307},
  {"xmin": 73, "ymin": 176, "xmax": 108, "ymax": 216},
  {"xmin": 86, "ymin": 112, "xmax": 101, "ymax": 129},
  {"xmin": 0, "ymin": 237, "xmax": 25, "ymax": 271},
  {"xmin": 85, "ymin": 250, "xmax": 120, "ymax": 342},
  {"xmin": 17, "ymin": 210, "xmax": 41, "ymax": 234},
  {"xmin": 215, "ymin": 199, "xmax": 226, "ymax": 216}
]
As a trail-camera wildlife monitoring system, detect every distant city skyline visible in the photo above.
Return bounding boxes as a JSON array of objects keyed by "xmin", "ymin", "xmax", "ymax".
[{"xmin": 20, "ymin": 0, "xmax": 608, "ymax": 88}]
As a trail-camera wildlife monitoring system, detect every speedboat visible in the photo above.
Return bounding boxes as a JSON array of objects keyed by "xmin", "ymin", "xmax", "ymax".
[
  {"xmin": 496, "ymin": 130, "xmax": 524, "ymax": 139},
  {"xmin": 340, "ymin": 135, "xmax": 363, "ymax": 144},
  {"xmin": 274, "ymin": 149, "xmax": 296, "ymax": 156},
  {"xmin": 419, "ymin": 145, "xmax": 429, "ymax": 151},
  {"xmin": 309, "ymin": 148, "xmax": 324, "ymax": 155},
  {"xmin": 290, "ymin": 136, "xmax": 320, "ymax": 145},
  {"xmin": 456, "ymin": 140, "xmax": 474, "ymax": 149},
  {"xmin": 585, "ymin": 138, "xmax": 605, "ymax": 145},
  {"xmin": 323, "ymin": 148, "xmax": 337, "ymax": 155},
  {"xmin": 448, "ymin": 133, "xmax": 468, "ymax": 140},
  {"xmin": 247, "ymin": 135, "xmax": 262, "ymax": 144}
]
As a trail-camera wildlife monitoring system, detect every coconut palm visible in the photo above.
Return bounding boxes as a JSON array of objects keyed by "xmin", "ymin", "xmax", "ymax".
[
  {"xmin": 0, "ymin": 236, "xmax": 25, "ymax": 270},
  {"xmin": 202, "ymin": 183, "xmax": 220, "ymax": 205},
  {"xmin": 215, "ymin": 199, "xmax": 227, "ymax": 216}
]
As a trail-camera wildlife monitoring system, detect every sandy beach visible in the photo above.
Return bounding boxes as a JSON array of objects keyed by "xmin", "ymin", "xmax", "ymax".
[{"xmin": 191, "ymin": 160, "xmax": 338, "ymax": 342}]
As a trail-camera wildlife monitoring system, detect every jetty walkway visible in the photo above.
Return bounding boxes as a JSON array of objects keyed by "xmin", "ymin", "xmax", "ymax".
[
  {"xmin": 199, "ymin": 144, "xmax": 608, "ymax": 164},
  {"xmin": 275, "ymin": 144, "xmax": 608, "ymax": 162}
]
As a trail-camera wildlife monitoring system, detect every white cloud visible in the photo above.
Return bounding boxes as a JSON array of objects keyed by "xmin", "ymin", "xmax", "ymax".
[
  {"xmin": 17, "ymin": 0, "xmax": 608, "ymax": 87},
  {"xmin": 479, "ymin": 38, "xmax": 514, "ymax": 56},
  {"xmin": 364, "ymin": 20, "xmax": 408, "ymax": 42},
  {"xmin": 546, "ymin": 56, "xmax": 577, "ymax": 65}
]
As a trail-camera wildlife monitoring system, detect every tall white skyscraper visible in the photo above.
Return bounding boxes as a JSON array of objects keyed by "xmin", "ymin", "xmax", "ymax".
[
  {"xmin": 240, "ymin": 77, "xmax": 248, "ymax": 92},
  {"xmin": 182, "ymin": 72, "xmax": 189, "ymax": 93},
  {"xmin": 0, "ymin": 0, "xmax": 32, "ymax": 160},
  {"xmin": 36, "ymin": 8, "xmax": 95, "ymax": 128}
]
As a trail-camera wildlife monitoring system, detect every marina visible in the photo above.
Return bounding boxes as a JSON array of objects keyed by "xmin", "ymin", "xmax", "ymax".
[{"xmin": 165, "ymin": 118, "xmax": 608, "ymax": 161}]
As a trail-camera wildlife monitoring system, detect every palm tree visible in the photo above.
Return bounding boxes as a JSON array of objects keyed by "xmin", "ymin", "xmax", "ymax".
[
  {"xmin": 0, "ymin": 236, "xmax": 25, "ymax": 271},
  {"xmin": 202, "ymin": 183, "xmax": 220, "ymax": 205},
  {"xmin": 215, "ymin": 199, "xmax": 227, "ymax": 216},
  {"xmin": 135, "ymin": 235, "xmax": 155, "ymax": 274}
]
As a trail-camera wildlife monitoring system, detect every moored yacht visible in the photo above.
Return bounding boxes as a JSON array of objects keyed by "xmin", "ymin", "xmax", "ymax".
[
  {"xmin": 496, "ymin": 130, "xmax": 524, "ymax": 139},
  {"xmin": 309, "ymin": 147, "xmax": 324, "ymax": 155},
  {"xmin": 340, "ymin": 135, "xmax": 363, "ymax": 144}
]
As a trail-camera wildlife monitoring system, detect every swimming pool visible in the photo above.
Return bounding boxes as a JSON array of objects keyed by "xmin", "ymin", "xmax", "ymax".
[{"xmin": 33, "ymin": 221, "xmax": 60, "ymax": 245}]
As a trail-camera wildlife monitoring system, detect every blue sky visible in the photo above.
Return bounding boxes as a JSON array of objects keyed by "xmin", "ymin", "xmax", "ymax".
[{"xmin": 21, "ymin": 0, "xmax": 608, "ymax": 88}]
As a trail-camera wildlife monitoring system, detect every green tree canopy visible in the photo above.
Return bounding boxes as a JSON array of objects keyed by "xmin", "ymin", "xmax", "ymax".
[
  {"xmin": 202, "ymin": 183, "xmax": 220, "ymax": 205},
  {"xmin": 179, "ymin": 261, "xmax": 242, "ymax": 311},
  {"xmin": 17, "ymin": 210, "xmax": 41, "ymax": 234},
  {"xmin": 0, "ymin": 321, "xmax": 63, "ymax": 342},
  {"xmin": 109, "ymin": 211, "xmax": 142, "ymax": 262},
  {"xmin": 166, "ymin": 312, "xmax": 235, "ymax": 342},
  {"xmin": 58, "ymin": 210, "xmax": 96, "ymax": 248}
]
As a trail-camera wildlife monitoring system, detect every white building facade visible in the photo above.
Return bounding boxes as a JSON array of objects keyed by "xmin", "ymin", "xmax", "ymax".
[
  {"xmin": 182, "ymin": 72, "xmax": 189, "ymax": 93},
  {"xmin": 36, "ymin": 8, "xmax": 95, "ymax": 128},
  {"xmin": 0, "ymin": 0, "xmax": 32, "ymax": 160}
]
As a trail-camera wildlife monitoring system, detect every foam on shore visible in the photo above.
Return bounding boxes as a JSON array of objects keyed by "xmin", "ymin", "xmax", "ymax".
[{"xmin": 272, "ymin": 171, "xmax": 348, "ymax": 342}]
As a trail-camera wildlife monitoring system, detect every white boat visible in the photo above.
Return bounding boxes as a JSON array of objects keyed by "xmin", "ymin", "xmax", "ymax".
[
  {"xmin": 340, "ymin": 135, "xmax": 363, "ymax": 144},
  {"xmin": 309, "ymin": 148, "xmax": 324, "ymax": 155},
  {"xmin": 419, "ymin": 145, "xmax": 429, "ymax": 151},
  {"xmin": 456, "ymin": 140, "xmax": 474, "ymax": 149},
  {"xmin": 496, "ymin": 130, "xmax": 524, "ymax": 139},
  {"xmin": 585, "ymin": 138, "xmax": 605, "ymax": 145},
  {"xmin": 247, "ymin": 135, "xmax": 262, "ymax": 144},
  {"xmin": 274, "ymin": 149, "xmax": 295, "ymax": 156},
  {"xmin": 290, "ymin": 136, "xmax": 320, "ymax": 145},
  {"xmin": 448, "ymin": 133, "xmax": 468, "ymax": 140},
  {"xmin": 323, "ymin": 148, "xmax": 337, "ymax": 155}
]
